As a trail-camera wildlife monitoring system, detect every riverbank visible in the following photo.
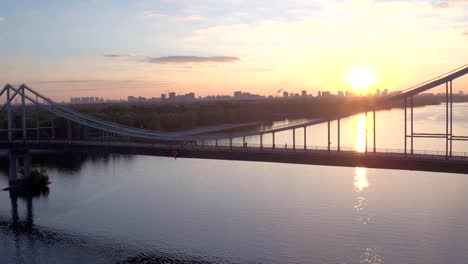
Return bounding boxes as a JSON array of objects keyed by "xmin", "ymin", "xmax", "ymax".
[{"xmin": 2, "ymin": 93, "xmax": 467, "ymax": 136}]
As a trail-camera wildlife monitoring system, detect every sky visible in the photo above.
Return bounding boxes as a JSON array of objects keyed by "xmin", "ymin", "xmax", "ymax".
[{"xmin": 0, "ymin": 0, "xmax": 467, "ymax": 100}]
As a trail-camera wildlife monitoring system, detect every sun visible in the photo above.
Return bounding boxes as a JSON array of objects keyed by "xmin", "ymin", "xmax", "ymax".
[{"xmin": 346, "ymin": 65, "xmax": 377, "ymax": 91}]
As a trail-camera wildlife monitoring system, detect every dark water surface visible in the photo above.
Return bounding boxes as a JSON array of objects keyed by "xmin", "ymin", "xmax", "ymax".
[{"xmin": 1, "ymin": 103, "xmax": 468, "ymax": 264}]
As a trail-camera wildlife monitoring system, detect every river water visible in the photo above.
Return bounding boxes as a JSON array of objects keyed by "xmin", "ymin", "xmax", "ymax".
[{"xmin": 1, "ymin": 103, "xmax": 468, "ymax": 264}]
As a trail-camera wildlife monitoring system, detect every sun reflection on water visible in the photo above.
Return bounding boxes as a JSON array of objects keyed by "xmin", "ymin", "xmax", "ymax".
[
  {"xmin": 353, "ymin": 167, "xmax": 383, "ymax": 263},
  {"xmin": 353, "ymin": 168, "xmax": 385, "ymax": 264},
  {"xmin": 360, "ymin": 248, "xmax": 385, "ymax": 264},
  {"xmin": 353, "ymin": 167, "xmax": 370, "ymax": 225},
  {"xmin": 354, "ymin": 167, "xmax": 369, "ymax": 192}
]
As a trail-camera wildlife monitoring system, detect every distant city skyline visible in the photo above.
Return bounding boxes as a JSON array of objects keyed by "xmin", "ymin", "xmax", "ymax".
[
  {"xmin": 67, "ymin": 88, "xmax": 467, "ymax": 105},
  {"xmin": 1, "ymin": 0, "xmax": 468, "ymax": 101},
  {"xmin": 69, "ymin": 88, "xmax": 468, "ymax": 104}
]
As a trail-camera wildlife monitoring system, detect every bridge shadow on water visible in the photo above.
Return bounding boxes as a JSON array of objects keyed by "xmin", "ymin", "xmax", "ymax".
[
  {"xmin": 0, "ymin": 183, "xmax": 227, "ymax": 264},
  {"xmin": 0, "ymin": 152, "xmax": 135, "ymax": 176}
]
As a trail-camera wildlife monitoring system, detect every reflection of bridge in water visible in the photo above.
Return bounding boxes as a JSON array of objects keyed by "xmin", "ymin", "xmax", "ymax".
[
  {"xmin": 1, "ymin": 65, "xmax": 468, "ymax": 183},
  {"xmin": 0, "ymin": 190, "xmax": 212, "ymax": 264}
]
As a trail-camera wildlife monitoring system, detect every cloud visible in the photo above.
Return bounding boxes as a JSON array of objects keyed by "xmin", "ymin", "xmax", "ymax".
[
  {"xmin": 103, "ymin": 54, "xmax": 239, "ymax": 64},
  {"xmin": 237, "ymin": 68, "xmax": 276, "ymax": 72},
  {"xmin": 143, "ymin": 11, "xmax": 164, "ymax": 18},
  {"xmin": 102, "ymin": 53, "xmax": 140, "ymax": 59},
  {"xmin": 463, "ymin": 30, "xmax": 468, "ymax": 36},
  {"xmin": 103, "ymin": 54, "xmax": 127, "ymax": 58},
  {"xmin": 431, "ymin": 0, "xmax": 468, "ymax": 8},
  {"xmin": 0, "ymin": 17, "xmax": 5, "ymax": 22},
  {"xmin": 146, "ymin": 56, "xmax": 240, "ymax": 64},
  {"xmin": 143, "ymin": 11, "xmax": 205, "ymax": 21},
  {"xmin": 27, "ymin": 79, "xmax": 173, "ymax": 90},
  {"xmin": 185, "ymin": 24, "xmax": 249, "ymax": 41},
  {"xmin": 29, "ymin": 80, "xmax": 108, "ymax": 84},
  {"xmin": 176, "ymin": 15, "xmax": 205, "ymax": 21}
]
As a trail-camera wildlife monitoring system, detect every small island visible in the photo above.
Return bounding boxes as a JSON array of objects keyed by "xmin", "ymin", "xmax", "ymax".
[{"xmin": 3, "ymin": 168, "xmax": 50, "ymax": 195}]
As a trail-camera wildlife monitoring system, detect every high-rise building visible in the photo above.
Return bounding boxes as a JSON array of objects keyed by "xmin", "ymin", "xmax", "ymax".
[
  {"xmin": 169, "ymin": 92, "xmax": 176, "ymax": 100},
  {"xmin": 301, "ymin": 90, "xmax": 307, "ymax": 97}
]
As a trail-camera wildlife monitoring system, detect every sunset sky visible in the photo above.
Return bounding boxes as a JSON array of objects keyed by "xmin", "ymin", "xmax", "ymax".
[{"xmin": 1, "ymin": 0, "xmax": 467, "ymax": 100}]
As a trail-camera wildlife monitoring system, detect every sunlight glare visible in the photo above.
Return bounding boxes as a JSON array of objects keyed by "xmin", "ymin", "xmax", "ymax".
[{"xmin": 346, "ymin": 65, "xmax": 377, "ymax": 91}]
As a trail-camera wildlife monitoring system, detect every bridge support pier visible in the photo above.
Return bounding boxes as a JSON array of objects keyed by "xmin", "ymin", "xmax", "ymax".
[
  {"xmin": 51, "ymin": 119, "xmax": 55, "ymax": 140},
  {"xmin": 445, "ymin": 81, "xmax": 449, "ymax": 159},
  {"xmin": 293, "ymin": 128, "xmax": 295, "ymax": 152},
  {"xmin": 373, "ymin": 111, "xmax": 376, "ymax": 153},
  {"xmin": 67, "ymin": 120, "xmax": 72, "ymax": 140},
  {"xmin": 272, "ymin": 132, "xmax": 275, "ymax": 149},
  {"xmin": 337, "ymin": 119, "xmax": 340, "ymax": 152},
  {"xmin": 365, "ymin": 112, "xmax": 368, "ymax": 153},
  {"xmin": 7, "ymin": 85, "xmax": 12, "ymax": 142},
  {"xmin": 8, "ymin": 151, "xmax": 17, "ymax": 185},
  {"xmin": 404, "ymin": 97, "xmax": 407, "ymax": 157},
  {"xmin": 327, "ymin": 121, "xmax": 330, "ymax": 152},
  {"xmin": 450, "ymin": 80, "xmax": 453, "ymax": 157},
  {"xmin": 304, "ymin": 126, "xmax": 307, "ymax": 150},
  {"xmin": 410, "ymin": 96, "xmax": 414, "ymax": 155},
  {"xmin": 36, "ymin": 95, "xmax": 40, "ymax": 140},
  {"xmin": 21, "ymin": 86, "xmax": 27, "ymax": 141},
  {"xmin": 8, "ymin": 149, "xmax": 32, "ymax": 186},
  {"xmin": 260, "ymin": 133, "xmax": 263, "ymax": 150}
]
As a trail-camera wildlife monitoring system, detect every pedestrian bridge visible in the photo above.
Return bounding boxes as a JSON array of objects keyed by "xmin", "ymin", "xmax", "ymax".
[
  {"xmin": 1, "ymin": 64, "xmax": 468, "ymax": 185},
  {"xmin": 1, "ymin": 140, "xmax": 467, "ymax": 174}
]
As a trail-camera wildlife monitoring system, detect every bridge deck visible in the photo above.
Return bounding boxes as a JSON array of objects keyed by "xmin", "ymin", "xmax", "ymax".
[{"xmin": 1, "ymin": 141, "xmax": 467, "ymax": 174}]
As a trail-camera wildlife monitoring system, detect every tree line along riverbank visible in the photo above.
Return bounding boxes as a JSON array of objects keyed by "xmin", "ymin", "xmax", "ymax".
[{"xmin": 0, "ymin": 94, "xmax": 466, "ymax": 137}]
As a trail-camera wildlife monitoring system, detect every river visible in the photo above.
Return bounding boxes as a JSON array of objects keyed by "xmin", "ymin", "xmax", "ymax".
[{"xmin": 1, "ymin": 103, "xmax": 468, "ymax": 263}]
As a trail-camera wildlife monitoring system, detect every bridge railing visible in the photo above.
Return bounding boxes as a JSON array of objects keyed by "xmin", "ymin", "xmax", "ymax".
[
  {"xmin": 183, "ymin": 141, "xmax": 468, "ymax": 159},
  {"xmin": 5, "ymin": 139, "xmax": 468, "ymax": 161}
]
